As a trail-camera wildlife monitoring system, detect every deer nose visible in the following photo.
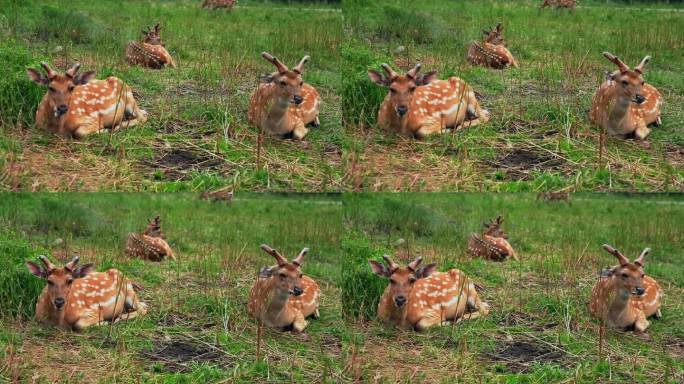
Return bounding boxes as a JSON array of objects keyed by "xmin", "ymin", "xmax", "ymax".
[
  {"xmin": 292, "ymin": 287, "xmax": 303, "ymax": 296},
  {"xmin": 292, "ymin": 95, "xmax": 303, "ymax": 105},
  {"xmin": 53, "ymin": 298, "xmax": 65, "ymax": 308},
  {"xmin": 635, "ymin": 287, "xmax": 646, "ymax": 296},
  {"xmin": 394, "ymin": 296, "xmax": 407, "ymax": 307},
  {"xmin": 396, "ymin": 106, "xmax": 408, "ymax": 116},
  {"xmin": 56, "ymin": 105, "xmax": 68, "ymax": 115},
  {"xmin": 634, "ymin": 95, "xmax": 646, "ymax": 104}
]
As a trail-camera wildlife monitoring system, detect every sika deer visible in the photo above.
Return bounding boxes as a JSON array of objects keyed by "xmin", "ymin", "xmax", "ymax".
[
  {"xmin": 369, "ymin": 255, "xmax": 489, "ymax": 331},
  {"xmin": 247, "ymin": 52, "xmax": 321, "ymax": 140},
  {"xmin": 467, "ymin": 23, "xmax": 518, "ymax": 69},
  {"xmin": 26, "ymin": 255, "xmax": 147, "ymax": 331},
  {"xmin": 247, "ymin": 245, "xmax": 320, "ymax": 332},
  {"xmin": 125, "ymin": 215, "xmax": 175, "ymax": 262},
  {"xmin": 368, "ymin": 63, "xmax": 490, "ymax": 138},
  {"xmin": 202, "ymin": 0, "xmax": 236, "ymax": 10},
  {"xmin": 26, "ymin": 62, "xmax": 147, "ymax": 138},
  {"xmin": 589, "ymin": 245, "xmax": 662, "ymax": 332},
  {"xmin": 467, "ymin": 215, "xmax": 518, "ymax": 261},
  {"xmin": 590, "ymin": 52, "xmax": 662, "ymax": 140},
  {"xmin": 540, "ymin": 0, "xmax": 577, "ymax": 8},
  {"xmin": 126, "ymin": 23, "xmax": 176, "ymax": 69}
]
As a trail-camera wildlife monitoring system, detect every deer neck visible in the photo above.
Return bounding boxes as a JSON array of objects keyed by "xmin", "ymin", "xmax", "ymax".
[
  {"xmin": 39, "ymin": 93, "xmax": 69, "ymax": 132},
  {"xmin": 606, "ymin": 278, "xmax": 632, "ymax": 322},
  {"xmin": 380, "ymin": 287, "xmax": 410, "ymax": 327},
  {"xmin": 265, "ymin": 92, "xmax": 292, "ymax": 127},
  {"xmin": 37, "ymin": 288, "xmax": 66, "ymax": 326},
  {"xmin": 607, "ymin": 86, "xmax": 632, "ymax": 125},
  {"xmin": 265, "ymin": 279, "xmax": 291, "ymax": 319}
]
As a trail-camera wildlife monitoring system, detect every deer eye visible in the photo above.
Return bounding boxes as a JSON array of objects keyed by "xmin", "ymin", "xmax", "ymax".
[
  {"xmin": 279, "ymin": 80, "xmax": 287, "ymax": 86},
  {"xmin": 47, "ymin": 280, "xmax": 55, "ymax": 286},
  {"xmin": 408, "ymin": 277, "xmax": 416, "ymax": 284},
  {"xmin": 409, "ymin": 86, "xmax": 416, "ymax": 92},
  {"xmin": 279, "ymin": 273, "xmax": 287, "ymax": 279},
  {"xmin": 299, "ymin": 81, "xmax": 303, "ymax": 86},
  {"xmin": 641, "ymin": 81, "xmax": 645, "ymax": 86},
  {"xmin": 68, "ymin": 85, "xmax": 75, "ymax": 91},
  {"xmin": 48, "ymin": 86, "xmax": 56, "ymax": 92},
  {"xmin": 389, "ymin": 88, "xmax": 397, "ymax": 94},
  {"xmin": 67, "ymin": 279, "xmax": 74, "ymax": 285},
  {"xmin": 389, "ymin": 279, "xmax": 397, "ymax": 285},
  {"xmin": 621, "ymin": 273, "xmax": 629, "ymax": 279},
  {"xmin": 621, "ymin": 80, "xmax": 628, "ymax": 86},
  {"xmin": 641, "ymin": 274, "xmax": 645, "ymax": 278},
  {"xmin": 299, "ymin": 273, "xmax": 303, "ymax": 278}
]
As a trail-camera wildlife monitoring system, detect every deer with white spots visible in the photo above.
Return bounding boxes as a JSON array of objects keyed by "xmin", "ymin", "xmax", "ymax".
[
  {"xmin": 202, "ymin": 0, "xmax": 236, "ymax": 10},
  {"xmin": 540, "ymin": 0, "xmax": 577, "ymax": 8},
  {"xmin": 467, "ymin": 23, "xmax": 518, "ymax": 69},
  {"xmin": 247, "ymin": 52, "xmax": 320, "ymax": 140},
  {"xmin": 368, "ymin": 63, "xmax": 490, "ymax": 138},
  {"xmin": 126, "ymin": 23, "xmax": 176, "ymax": 69},
  {"xmin": 247, "ymin": 245, "xmax": 320, "ymax": 332},
  {"xmin": 125, "ymin": 215, "xmax": 175, "ymax": 262},
  {"xmin": 25, "ymin": 255, "xmax": 147, "ymax": 331},
  {"xmin": 590, "ymin": 52, "xmax": 662, "ymax": 140},
  {"xmin": 26, "ymin": 62, "xmax": 147, "ymax": 139},
  {"xmin": 467, "ymin": 215, "xmax": 518, "ymax": 262},
  {"xmin": 589, "ymin": 245, "xmax": 662, "ymax": 332},
  {"xmin": 369, "ymin": 255, "xmax": 489, "ymax": 331}
]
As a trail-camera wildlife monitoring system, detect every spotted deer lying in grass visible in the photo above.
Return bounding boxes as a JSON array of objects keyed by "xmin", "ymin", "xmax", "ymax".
[
  {"xmin": 536, "ymin": 191, "xmax": 570, "ymax": 202},
  {"xmin": 247, "ymin": 245, "xmax": 320, "ymax": 332},
  {"xmin": 247, "ymin": 52, "xmax": 320, "ymax": 140},
  {"xmin": 202, "ymin": 0, "xmax": 236, "ymax": 10},
  {"xmin": 26, "ymin": 62, "xmax": 147, "ymax": 138},
  {"xmin": 368, "ymin": 63, "xmax": 490, "ymax": 138},
  {"xmin": 467, "ymin": 23, "xmax": 518, "ymax": 69},
  {"xmin": 126, "ymin": 23, "xmax": 176, "ymax": 69},
  {"xmin": 26, "ymin": 255, "xmax": 147, "ymax": 331},
  {"xmin": 589, "ymin": 245, "xmax": 662, "ymax": 332},
  {"xmin": 540, "ymin": 0, "xmax": 577, "ymax": 8},
  {"xmin": 467, "ymin": 215, "xmax": 518, "ymax": 261},
  {"xmin": 590, "ymin": 52, "xmax": 662, "ymax": 140},
  {"xmin": 125, "ymin": 215, "xmax": 175, "ymax": 261},
  {"xmin": 199, "ymin": 189, "xmax": 234, "ymax": 203},
  {"xmin": 369, "ymin": 255, "xmax": 489, "ymax": 331}
]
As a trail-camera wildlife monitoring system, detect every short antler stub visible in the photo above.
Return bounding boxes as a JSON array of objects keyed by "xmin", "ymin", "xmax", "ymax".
[{"xmin": 602, "ymin": 244, "xmax": 630, "ymax": 266}]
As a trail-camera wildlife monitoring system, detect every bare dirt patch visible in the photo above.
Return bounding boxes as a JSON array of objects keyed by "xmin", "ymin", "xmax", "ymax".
[
  {"xmin": 144, "ymin": 148, "xmax": 226, "ymax": 181},
  {"xmin": 483, "ymin": 336, "xmax": 569, "ymax": 373},
  {"xmin": 141, "ymin": 336, "xmax": 230, "ymax": 373},
  {"xmin": 485, "ymin": 148, "xmax": 566, "ymax": 180}
]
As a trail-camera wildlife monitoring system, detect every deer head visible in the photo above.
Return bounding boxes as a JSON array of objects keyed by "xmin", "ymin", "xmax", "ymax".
[
  {"xmin": 260, "ymin": 52, "xmax": 310, "ymax": 106},
  {"xmin": 259, "ymin": 245, "xmax": 308, "ymax": 297},
  {"xmin": 368, "ymin": 63, "xmax": 438, "ymax": 118},
  {"xmin": 483, "ymin": 215, "xmax": 507, "ymax": 238},
  {"xmin": 369, "ymin": 255, "xmax": 437, "ymax": 308},
  {"xmin": 26, "ymin": 62, "xmax": 96, "ymax": 118},
  {"xmin": 602, "ymin": 244, "xmax": 650, "ymax": 297},
  {"xmin": 142, "ymin": 23, "xmax": 164, "ymax": 46},
  {"xmin": 25, "ymin": 255, "xmax": 94, "ymax": 310},
  {"xmin": 603, "ymin": 52, "xmax": 651, "ymax": 105},
  {"xmin": 143, "ymin": 215, "xmax": 164, "ymax": 238},
  {"xmin": 482, "ymin": 23, "xmax": 505, "ymax": 45}
]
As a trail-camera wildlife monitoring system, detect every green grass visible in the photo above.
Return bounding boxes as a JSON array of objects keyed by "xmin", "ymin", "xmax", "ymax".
[
  {"xmin": 341, "ymin": 193, "xmax": 684, "ymax": 382},
  {"xmin": 0, "ymin": 193, "xmax": 345, "ymax": 382},
  {"xmin": 342, "ymin": 0, "xmax": 684, "ymax": 192},
  {"xmin": 0, "ymin": 0, "xmax": 343, "ymax": 192}
]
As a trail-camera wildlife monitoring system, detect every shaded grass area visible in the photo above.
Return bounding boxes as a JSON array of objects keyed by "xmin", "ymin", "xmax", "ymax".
[
  {"xmin": 0, "ymin": 193, "xmax": 345, "ymax": 382},
  {"xmin": 0, "ymin": 0, "xmax": 343, "ymax": 192},
  {"xmin": 341, "ymin": 193, "xmax": 684, "ymax": 382},
  {"xmin": 341, "ymin": 0, "xmax": 684, "ymax": 192}
]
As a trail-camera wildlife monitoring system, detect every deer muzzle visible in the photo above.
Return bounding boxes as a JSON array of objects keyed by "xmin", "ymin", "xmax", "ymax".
[
  {"xmin": 55, "ymin": 104, "xmax": 68, "ymax": 117},
  {"xmin": 633, "ymin": 287, "xmax": 646, "ymax": 296},
  {"xmin": 394, "ymin": 295, "xmax": 407, "ymax": 307},
  {"xmin": 633, "ymin": 95, "xmax": 646, "ymax": 105},
  {"xmin": 396, "ymin": 105, "xmax": 408, "ymax": 117},
  {"xmin": 291, "ymin": 286, "xmax": 303, "ymax": 296},
  {"xmin": 292, "ymin": 95, "xmax": 303, "ymax": 105},
  {"xmin": 53, "ymin": 297, "xmax": 65, "ymax": 309}
]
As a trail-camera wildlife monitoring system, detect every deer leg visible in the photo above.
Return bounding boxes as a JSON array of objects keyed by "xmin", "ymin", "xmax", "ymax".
[
  {"xmin": 653, "ymin": 116, "xmax": 662, "ymax": 127},
  {"xmin": 291, "ymin": 311, "xmax": 308, "ymax": 333},
  {"xmin": 308, "ymin": 116, "xmax": 320, "ymax": 128},
  {"xmin": 414, "ymin": 310, "xmax": 442, "ymax": 331},
  {"xmin": 653, "ymin": 309, "xmax": 662, "ymax": 320},
  {"xmin": 309, "ymin": 309, "xmax": 320, "ymax": 320},
  {"xmin": 292, "ymin": 123, "xmax": 309, "ymax": 141},
  {"xmin": 634, "ymin": 311, "xmax": 650, "ymax": 332},
  {"xmin": 72, "ymin": 121, "xmax": 104, "ymax": 139},
  {"xmin": 414, "ymin": 119, "xmax": 444, "ymax": 139}
]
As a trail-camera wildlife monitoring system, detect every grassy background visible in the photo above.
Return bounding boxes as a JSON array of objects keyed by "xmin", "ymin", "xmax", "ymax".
[
  {"xmin": 0, "ymin": 193, "xmax": 345, "ymax": 382},
  {"xmin": 342, "ymin": 0, "xmax": 684, "ymax": 192},
  {"xmin": 0, "ymin": 0, "xmax": 343, "ymax": 192},
  {"xmin": 341, "ymin": 193, "xmax": 684, "ymax": 382}
]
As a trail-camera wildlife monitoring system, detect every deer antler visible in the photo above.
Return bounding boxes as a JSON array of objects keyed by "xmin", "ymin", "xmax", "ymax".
[
  {"xmin": 382, "ymin": 254, "xmax": 399, "ymax": 272},
  {"xmin": 293, "ymin": 55, "xmax": 310, "ymax": 74},
  {"xmin": 380, "ymin": 63, "xmax": 398, "ymax": 80},
  {"xmin": 40, "ymin": 62, "xmax": 56, "ymax": 79},
  {"xmin": 38, "ymin": 255, "xmax": 56, "ymax": 272},
  {"xmin": 64, "ymin": 255, "xmax": 80, "ymax": 271},
  {"xmin": 602, "ymin": 52, "xmax": 629, "ymax": 73},
  {"xmin": 602, "ymin": 244, "xmax": 630, "ymax": 266},
  {"xmin": 65, "ymin": 63, "xmax": 81, "ymax": 78},
  {"xmin": 406, "ymin": 63, "xmax": 422, "ymax": 79},
  {"xmin": 407, "ymin": 256, "xmax": 423, "ymax": 271},
  {"xmin": 292, "ymin": 248, "xmax": 309, "ymax": 266},
  {"xmin": 260, "ymin": 244, "xmax": 288, "ymax": 266},
  {"xmin": 261, "ymin": 52, "xmax": 288, "ymax": 74},
  {"xmin": 634, "ymin": 248, "xmax": 650, "ymax": 266},
  {"xmin": 634, "ymin": 56, "xmax": 651, "ymax": 74}
]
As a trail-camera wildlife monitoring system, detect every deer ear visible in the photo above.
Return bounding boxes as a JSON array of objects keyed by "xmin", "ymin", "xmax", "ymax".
[
  {"xmin": 27, "ymin": 68, "xmax": 49, "ymax": 85},
  {"xmin": 258, "ymin": 266, "xmax": 274, "ymax": 278},
  {"xmin": 415, "ymin": 263, "xmax": 437, "ymax": 279},
  {"xmin": 73, "ymin": 263, "xmax": 94, "ymax": 278},
  {"xmin": 26, "ymin": 261, "xmax": 47, "ymax": 279},
  {"xmin": 635, "ymin": 56, "xmax": 651, "ymax": 74},
  {"xmin": 369, "ymin": 260, "xmax": 390, "ymax": 277},
  {"xmin": 74, "ymin": 71, "xmax": 96, "ymax": 85},
  {"xmin": 368, "ymin": 70, "xmax": 389, "ymax": 86},
  {"xmin": 416, "ymin": 71, "xmax": 438, "ymax": 86},
  {"xmin": 292, "ymin": 248, "xmax": 308, "ymax": 266}
]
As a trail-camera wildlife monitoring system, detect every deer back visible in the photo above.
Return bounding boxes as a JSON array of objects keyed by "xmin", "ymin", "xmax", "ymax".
[
  {"xmin": 125, "ymin": 233, "xmax": 175, "ymax": 261},
  {"xmin": 63, "ymin": 269, "xmax": 137, "ymax": 326},
  {"xmin": 404, "ymin": 270, "xmax": 473, "ymax": 325},
  {"xmin": 126, "ymin": 41, "xmax": 175, "ymax": 69}
]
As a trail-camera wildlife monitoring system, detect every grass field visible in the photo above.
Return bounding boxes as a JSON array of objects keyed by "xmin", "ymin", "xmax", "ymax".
[
  {"xmin": 342, "ymin": 0, "xmax": 684, "ymax": 192},
  {"xmin": 341, "ymin": 193, "xmax": 684, "ymax": 382},
  {"xmin": 0, "ymin": 193, "xmax": 344, "ymax": 382},
  {"xmin": 0, "ymin": 0, "xmax": 343, "ymax": 192}
]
